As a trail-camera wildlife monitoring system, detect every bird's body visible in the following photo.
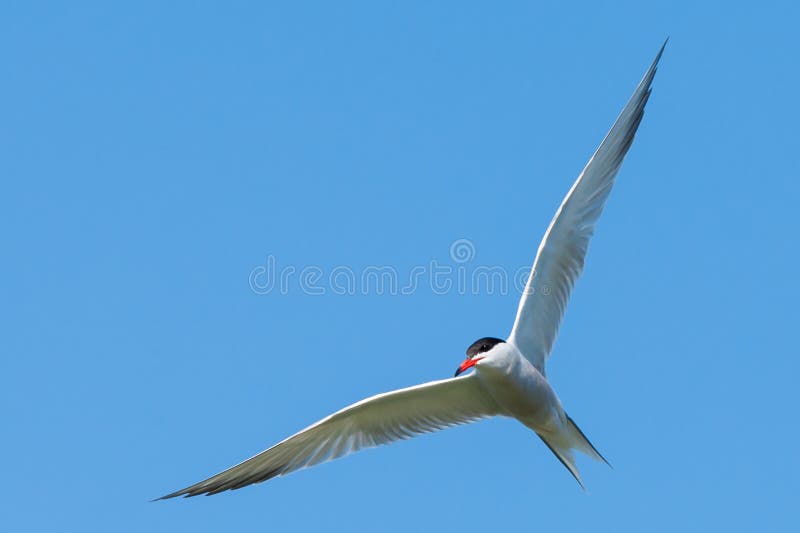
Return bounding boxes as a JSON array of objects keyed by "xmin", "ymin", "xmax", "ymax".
[
  {"xmin": 159, "ymin": 40, "xmax": 665, "ymax": 499},
  {"xmin": 475, "ymin": 342, "xmax": 557, "ymax": 428},
  {"xmin": 470, "ymin": 340, "xmax": 607, "ymax": 486}
]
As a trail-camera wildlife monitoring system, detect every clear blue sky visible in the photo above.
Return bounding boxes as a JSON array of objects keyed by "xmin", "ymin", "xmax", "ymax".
[{"xmin": 3, "ymin": 1, "xmax": 798, "ymax": 532}]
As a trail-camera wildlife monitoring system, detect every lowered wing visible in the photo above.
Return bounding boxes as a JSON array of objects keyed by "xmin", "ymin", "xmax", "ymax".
[{"xmin": 158, "ymin": 373, "xmax": 501, "ymax": 498}]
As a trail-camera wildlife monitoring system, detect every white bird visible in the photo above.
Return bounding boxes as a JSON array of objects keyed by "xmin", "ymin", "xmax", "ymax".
[{"xmin": 159, "ymin": 41, "xmax": 665, "ymax": 499}]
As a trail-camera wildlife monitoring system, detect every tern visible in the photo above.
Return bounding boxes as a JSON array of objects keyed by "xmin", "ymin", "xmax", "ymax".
[{"xmin": 159, "ymin": 41, "xmax": 665, "ymax": 499}]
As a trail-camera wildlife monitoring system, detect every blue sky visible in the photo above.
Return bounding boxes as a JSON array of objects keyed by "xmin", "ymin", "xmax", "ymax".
[{"xmin": 2, "ymin": 1, "xmax": 799, "ymax": 531}]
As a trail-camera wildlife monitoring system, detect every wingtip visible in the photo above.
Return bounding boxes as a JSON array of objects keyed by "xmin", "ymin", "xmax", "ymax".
[
  {"xmin": 151, "ymin": 492, "xmax": 179, "ymax": 502},
  {"xmin": 632, "ymin": 38, "xmax": 667, "ymax": 97},
  {"xmin": 653, "ymin": 37, "xmax": 669, "ymax": 66},
  {"xmin": 152, "ymin": 488, "xmax": 197, "ymax": 501}
]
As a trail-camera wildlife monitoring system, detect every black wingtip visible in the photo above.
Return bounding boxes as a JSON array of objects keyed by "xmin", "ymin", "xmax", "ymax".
[
  {"xmin": 653, "ymin": 37, "xmax": 669, "ymax": 66},
  {"xmin": 152, "ymin": 488, "xmax": 195, "ymax": 501}
]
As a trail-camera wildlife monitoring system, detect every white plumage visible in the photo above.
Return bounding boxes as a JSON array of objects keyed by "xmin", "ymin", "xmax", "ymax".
[
  {"xmin": 509, "ymin": 41, "xmax": 665, "ymax": 373},
  {"xmin": 159, "ymin": 40, "xmax": 665, "ymax": 499}
]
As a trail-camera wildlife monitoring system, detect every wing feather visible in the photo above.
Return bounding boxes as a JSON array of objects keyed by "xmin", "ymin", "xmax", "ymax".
[
  {"xmin": 508, "ymin": 41, "xmax": 666, "ymax": 372},
  {"xmin": 158, "ymin": 374, "xmax": 501, "ymax": 498}
]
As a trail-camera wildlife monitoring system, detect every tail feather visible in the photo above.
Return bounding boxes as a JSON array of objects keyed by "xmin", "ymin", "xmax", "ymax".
[
  {"xmin": 537, "ymin": 434, "xmax": 585, "ymax": 490},
  {"xmin": 537, "ymin": 413, "xmax": 610, "ymax": 489},
  {"xmin": 565, "ymin": 414, "xmax": 611, "ymax": 467}
]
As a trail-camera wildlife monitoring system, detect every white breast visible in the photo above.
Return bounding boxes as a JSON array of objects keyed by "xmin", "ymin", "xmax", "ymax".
[{"xmin": 475, "ymin": 343, "xmax": 562, "ymax": 428}]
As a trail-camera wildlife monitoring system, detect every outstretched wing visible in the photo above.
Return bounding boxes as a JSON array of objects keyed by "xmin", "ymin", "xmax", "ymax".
[
  {"xmin": 508, "ymin": 41, "xmax": 666, "ymax": 372},
  {"xmin": 158, "ymin": 374, "xmax": 501, "ymax": 498}
]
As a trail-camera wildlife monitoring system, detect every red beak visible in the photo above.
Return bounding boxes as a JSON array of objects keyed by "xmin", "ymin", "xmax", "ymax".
[{"xmin": 454, "ymin": 356, "xmax": 483, "ymax": 377}]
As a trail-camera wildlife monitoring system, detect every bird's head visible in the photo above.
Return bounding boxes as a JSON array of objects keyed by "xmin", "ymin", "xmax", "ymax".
[{"xmin": 454, "ymin": 337, "xmax": 506, "ymax": 376}]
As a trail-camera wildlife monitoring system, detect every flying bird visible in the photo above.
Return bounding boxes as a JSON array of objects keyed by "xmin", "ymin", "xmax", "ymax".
[{"xmin": 159, "ymin": 41, "xmax": 665, "ymax": 499}]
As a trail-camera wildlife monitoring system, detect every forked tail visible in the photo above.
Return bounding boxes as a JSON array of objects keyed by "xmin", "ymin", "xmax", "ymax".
[
  {"xmin": 565, "ymin": 414, "xmax": 610, "ymax": 466},
  {"xmin": 537, "ymin": 413, "xmax": 610, "ymax": 490}
]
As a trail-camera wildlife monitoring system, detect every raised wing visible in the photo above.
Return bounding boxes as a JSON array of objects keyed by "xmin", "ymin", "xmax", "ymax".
[
  {"xmin": 158, "ymin": 374, "xmax": 501, "ymax": 498},
  {"xmin": 508, "ymin": 41, "xmax": 666, "ymax": 372}
]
